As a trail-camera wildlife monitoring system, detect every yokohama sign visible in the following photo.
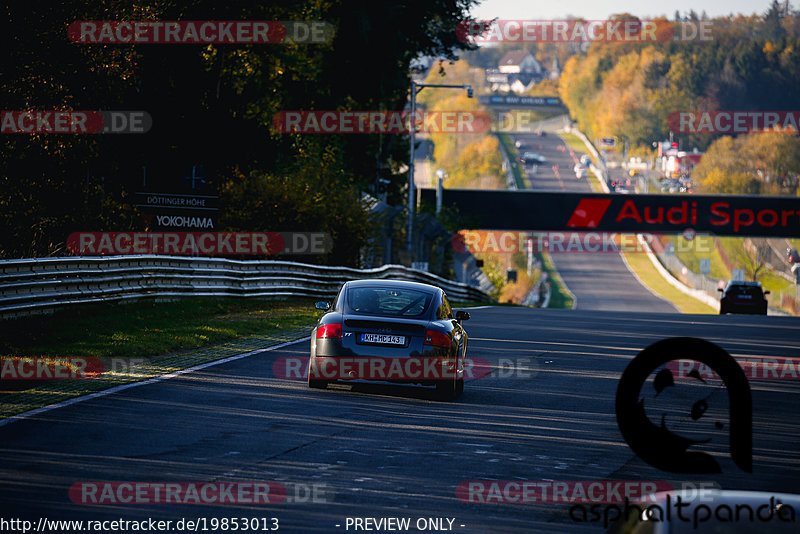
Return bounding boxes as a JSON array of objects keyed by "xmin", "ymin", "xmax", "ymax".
[{"xmin": 420, "ymin": 189, "xmax": 800, "ymax": 237}]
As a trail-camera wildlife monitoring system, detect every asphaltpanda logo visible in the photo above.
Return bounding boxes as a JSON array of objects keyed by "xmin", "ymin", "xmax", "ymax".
[{"xmin": 616, "ymin": 337, "xmax": 752, "ymax": 473}]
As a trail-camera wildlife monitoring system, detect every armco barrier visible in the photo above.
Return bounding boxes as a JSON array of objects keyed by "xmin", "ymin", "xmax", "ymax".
[{"xmin": 0, "ymin": 256, "xmax": 494, "ymax": 317}]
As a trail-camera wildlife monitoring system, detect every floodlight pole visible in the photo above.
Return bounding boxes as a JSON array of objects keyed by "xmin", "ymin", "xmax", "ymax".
[{"xmin": 407, "ymin": 82, "xmax": 473, "ymax": 260}]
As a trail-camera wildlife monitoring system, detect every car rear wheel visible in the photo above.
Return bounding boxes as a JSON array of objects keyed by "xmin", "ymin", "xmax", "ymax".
[
  {"xmin": 308, "ymin": 378, "xmax": 328, "ymax": 389},
  {"xmin": 308, "ymin": 362, "xmax": 328, "ymax": 389},
  {"xmin": 436, "ymin": 378, "xmax": 457, "ymax": 401}
]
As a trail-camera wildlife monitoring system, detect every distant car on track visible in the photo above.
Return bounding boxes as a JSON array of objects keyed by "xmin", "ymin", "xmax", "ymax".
[
  {"xmin": 718, "ymin": 280, "xmax": 769, "ymax": 315},
  {"xmin": 308, "ymin": 279, "xmax": 470, "ymax": 400},
  {"xmin": 519, "ymin": 152, "xmax": 547, "ymax": 165}
]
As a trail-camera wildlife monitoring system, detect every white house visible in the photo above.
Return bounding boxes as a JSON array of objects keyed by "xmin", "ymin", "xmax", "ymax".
[{"xmin": 498, "ymin": 50, "xmax": 542, "ymax": 74}]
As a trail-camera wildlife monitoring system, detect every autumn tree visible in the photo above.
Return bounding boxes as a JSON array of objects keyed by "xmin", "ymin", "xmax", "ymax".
[
  {"xmin": 558, "ymin": 8, "xmax": 800, "ymax": 167},
  {"xmin": 1, "ymin": 0, "xmax": 482, "ymax": 264},
  {"xmin": 693, "ymin": 133, "xmax": 800, "ymax": 195},
  {"xmin": 735, "ymin": 239, "xmax": 772, "ymax": 282}
]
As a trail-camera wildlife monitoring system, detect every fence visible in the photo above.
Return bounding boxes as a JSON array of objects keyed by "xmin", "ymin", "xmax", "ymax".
[
  {"xmin": 657, "ymin": 251, "xmax": 726, "ymax": 295},
  {"xmin": 0, "ymin": 256, "xmax": 494, "ymax": 318},
  {"xmin": 651, "ymin": 242, "xmax": 799, "ymax": 315}
]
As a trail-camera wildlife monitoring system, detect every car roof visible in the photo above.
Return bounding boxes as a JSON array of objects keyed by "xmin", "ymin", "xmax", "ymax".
[
  {"xmin": 727, "ymin": 280, "xmax": 761, "ymax": 286},
  {"xmin": 344, "ymin": 279, "xmax": 441, "ymax": 294}
]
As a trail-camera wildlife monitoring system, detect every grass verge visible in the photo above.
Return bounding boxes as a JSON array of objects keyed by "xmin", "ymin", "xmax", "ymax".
[
  {"xmin": 535, "ymin": 252, "xmax": 575, "ymax": 309},
  {"xmin": 710, "ymin": 237, "xmax": 796, "ymax": 313},
  {"xmin": 559, "ymin": 132, "xmax": 597, "ymax": 166},
  {"xmin": 659, "ymin": 235, "xmax": 730, "ymax": 280},
  {"xmin": 0, "ymin": 298, "xmax": 320, "ymax": 418},
  {"xmin": 621, "ymin": 251, "xmax": 717, "ymax": 314},
  {"xmin": 1, "ymin": 298, "xmax": 319, "ymax": 359},
  {"xmin": 496, "ymin": 133, "xmax": 525, "ymax": 188},
  {"xmin": 559, "ymin": 131, "xmax": 588, "ymax": 152}
]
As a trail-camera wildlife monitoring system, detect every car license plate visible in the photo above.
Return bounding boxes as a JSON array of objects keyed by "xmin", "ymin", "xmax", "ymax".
[
  {"xmin": 360, "ymin": 333, "xmax": 405, "ymax": 345},
  {"xmin": 738, "ymin": 295, "xmax": 752, "ymax": 299}
]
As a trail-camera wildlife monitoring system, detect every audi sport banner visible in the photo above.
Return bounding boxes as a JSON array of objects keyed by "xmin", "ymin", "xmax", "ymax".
[{"xmin": 420, "ymin": 189, "xmax": 800, "ymax": 237}]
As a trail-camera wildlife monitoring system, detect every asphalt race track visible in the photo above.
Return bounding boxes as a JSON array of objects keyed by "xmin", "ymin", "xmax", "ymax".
[
  {"xmin": 510, "ymin": 129, "xmax": 677, "ymax": 313},
  {"xmin": 548, "ymin": 251, "xmax": 679, "ymax": 313},
  {"xmin": 513, "ymin": 133, "xmax": 586, "ymax": 193},
  {"xmin": 1, "ymin": 307, "xmax": 798, "ymax": 533},
  {"xmin": 0, "ymin": 125, "xmax": 792, "ymax": 534}
]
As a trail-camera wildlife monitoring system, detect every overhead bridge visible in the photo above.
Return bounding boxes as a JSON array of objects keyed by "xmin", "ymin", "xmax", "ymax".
[{"xmin": 420, "ymin": 189, "xmax": 800, "ymax": 237}]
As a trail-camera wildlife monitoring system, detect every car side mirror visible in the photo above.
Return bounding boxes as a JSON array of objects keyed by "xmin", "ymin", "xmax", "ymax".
[
  {"xmin": 717, "ymin": 288, "xmax": 724, "ymax": 292},
  {"xmin": 764, "ymin": 290, "xmax": 770, "ymax": 295},
  {"xmin": 315, "ymin": 301, "xmax": 331, "ymax": 310},
  {"xmin": 455, "ymin": 310, "xmax": 470, "ymax": 323}
]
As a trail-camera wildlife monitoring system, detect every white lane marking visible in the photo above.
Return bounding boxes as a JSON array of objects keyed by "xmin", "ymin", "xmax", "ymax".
[{"xmin": 0, "ymin": 336, "xmax": 311, "ymax": 428}]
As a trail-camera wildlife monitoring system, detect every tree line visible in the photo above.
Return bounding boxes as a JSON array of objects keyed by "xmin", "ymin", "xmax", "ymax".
[
  {"xmin": 0, "ymin": 0, "xmax": 480, "ymax": 262},
  {"xmin": 558, "ymin": 3, "xmax": 800, "ymax": 195}
]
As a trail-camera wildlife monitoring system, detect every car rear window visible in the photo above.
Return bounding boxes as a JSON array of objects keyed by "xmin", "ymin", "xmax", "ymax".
[
  {"xmin": 729, "ymin": 285, "xmax": 763, "ymax": 297},
  {"xmin": 346, "ymin": 287, "xmax": 433, "ymax": 317}
]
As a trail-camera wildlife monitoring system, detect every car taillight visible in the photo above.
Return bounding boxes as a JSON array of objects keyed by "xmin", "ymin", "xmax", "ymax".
[
  {"xmin": 317, "ymin": 323, "xmax": 342, "ymax": 339},
  {"xmin": 424, "ymin": 330, "xmax": 450, "ymax": 348}
]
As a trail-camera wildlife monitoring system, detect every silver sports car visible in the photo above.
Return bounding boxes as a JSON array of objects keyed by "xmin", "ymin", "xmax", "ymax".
[{"xmin": 308, "ymin": 279, "xmax": 470, "ymax": 400}]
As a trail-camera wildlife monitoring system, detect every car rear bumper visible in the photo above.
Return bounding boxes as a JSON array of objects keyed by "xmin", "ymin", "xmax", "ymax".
[
  {"xmin": 722, "ymin": 301, "xmax": 768, "ymax": 314},
  {"xmin": 308, "ymin": 354, "xmax": 461, "ymax": 384}
]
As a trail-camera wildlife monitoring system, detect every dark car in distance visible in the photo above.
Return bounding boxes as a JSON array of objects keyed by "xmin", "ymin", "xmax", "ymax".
[
  {"xmin": 308, "ymin": 280, "xmax": 469, "ymax": 400},
  {"xmin": 519, "ymin": 152, "xmax": 547, "ymax": 165},
  {"xmin": 718, "ymin": 280, "xmax": 769, "ymax": 315}
]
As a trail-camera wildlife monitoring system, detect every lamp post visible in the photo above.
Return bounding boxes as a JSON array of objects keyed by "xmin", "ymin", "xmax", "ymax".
[
  {"xmin": 407, "ymin": 82, "xmax": 473, "ymax": 259},
  {"xmin": 435, "ymin": 168, "xmax": 447, "ymax": 216}
]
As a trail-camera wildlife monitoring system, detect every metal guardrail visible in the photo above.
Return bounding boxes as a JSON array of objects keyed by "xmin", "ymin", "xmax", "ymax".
[
  {"xmin": 653, "ymin": 245, "xmax": 798, "ymax": 315},
  {"xmin": 0, "ymin": 256, "xmax": 494, "ymax": 318},
  {"xmin": 494, "ymin": 133, "xmax": 519, "ymax": 190},
  {"xmin": 657, "ymin": 250, "xmax": 725, "ymax": 296}
]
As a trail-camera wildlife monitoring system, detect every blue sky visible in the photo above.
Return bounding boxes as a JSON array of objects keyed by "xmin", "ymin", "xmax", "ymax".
[{"xmin": 470, "ymin": 0, "xmax": 779, "ymax": 20}]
